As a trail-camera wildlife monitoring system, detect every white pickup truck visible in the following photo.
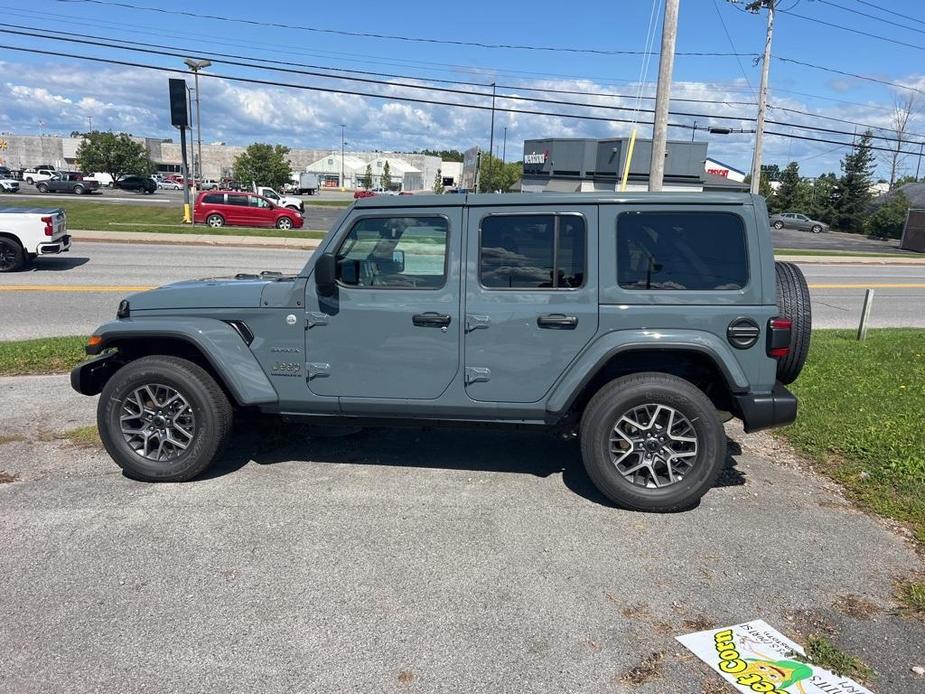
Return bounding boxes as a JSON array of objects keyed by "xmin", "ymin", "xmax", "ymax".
[
  {"xmin": 0, "ymin": 207, "xmax": 71, "ymax": 272},
  {"xmin": 255, "ymin": 186, "xmax": 304, "ymax": 212}
]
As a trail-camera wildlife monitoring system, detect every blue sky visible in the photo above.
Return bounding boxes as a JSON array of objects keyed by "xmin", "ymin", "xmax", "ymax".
[{"xmin": 1, "ymin": 0, "xmax": 923, "ymax": 177}]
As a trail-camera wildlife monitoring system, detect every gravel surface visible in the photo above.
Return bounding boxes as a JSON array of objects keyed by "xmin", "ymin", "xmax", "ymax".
[{"xmin": 1, "ymin": 378, "xmax": 923, "ymax": 693}]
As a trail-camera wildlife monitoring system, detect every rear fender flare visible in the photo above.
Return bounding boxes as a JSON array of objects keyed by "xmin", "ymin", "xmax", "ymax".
[
  {"xmin": 545, "ymin": 329, "xmax": 750, "ymax": 415},
  {"xmin": 82, "ymin": 317, "xmax": 278, "ymax": 405}
]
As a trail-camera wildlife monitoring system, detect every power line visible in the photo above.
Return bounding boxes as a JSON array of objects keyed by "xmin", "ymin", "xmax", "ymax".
[
  {"xmin": 8, "ymin": 39, "xmax": 925, "ymax": 159},
  {"xmin": 850, "ymin": 0, "xmax": 925, "ymax": 26},
  {"xmin": 712, "ymin": 0, "xmax": 756, "ymax": 93},
  {"xmin": 10, "ymin": 23, "xmax": 925, "ymax": 147},
  {"xmin": 52, "ymin": 0, "xmax": 754, "ymax": 57},
  {"xmin": 812, "ymin": 0, "xmax": 925, "ymax": 35},
  {"xmin": 778, "ymin": 8, "xmax": 925, "ymax": 53},
  {"xmin": 773, "ymin": 56, "xmax": 925, "ymax": 96}
]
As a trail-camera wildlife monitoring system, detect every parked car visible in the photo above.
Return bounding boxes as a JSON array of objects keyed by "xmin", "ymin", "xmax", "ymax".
[
  {"xmin": 72, "ymin": 192, "xmax": 810, "ymax": 514},
  {"xmin": 200, "ymin": 179, "xmax": 220, "ymax": 190},
  {"xmin": 254, "ymin": 186, "xmax": 304, "ymax": 212},
  {"xmin": 769, "ymin": 212, "xmax": 829, "ymax": 233},
  {"xmin": 36, "ymin": 172, "xmax": 100, "ymax": 195},
  {"xmin": 193, "ymin": 191, "xmax": 304, "ymax": 229},
  {"xmin": 0, "ymin": 206, "xmax": 70, "ymax": 272},
  {"xmin": 0, "ymin": 176, "xmax": 20, "ymax": 193},
  {"xmin": 353, "ymin": 189, "xmax": 377, "ymax": 199},
  {"xmin": 23, "ymin": 168, "xmax": 56, "ymax": 185},
  {"xmin": 158, "ymin": 179, "xmax": 182, "ymax": 190},
  {"xmin": 115, "ymin": 176, "xmax": 157, "ymax": 194}
]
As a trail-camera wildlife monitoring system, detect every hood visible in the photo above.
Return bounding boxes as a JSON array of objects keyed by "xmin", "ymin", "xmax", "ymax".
[{"xmin": 129, "ymin": 273, "xmax": 292, "ymax": 311}]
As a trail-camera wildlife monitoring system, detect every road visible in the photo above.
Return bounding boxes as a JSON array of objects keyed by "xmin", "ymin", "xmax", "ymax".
[
  {"xmin": 0, "ymin": 379, "xmax": 923, "ymax": 692},
  {"xmin": 0, "ymin": 242, "xmax": 923, "ymax": 339},
  {"xmin": 771, "ymin": 225, "xmax": 909, "ymax": 254}
]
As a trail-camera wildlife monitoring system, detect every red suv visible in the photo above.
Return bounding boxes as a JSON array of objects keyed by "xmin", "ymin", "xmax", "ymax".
[{"xmin": 194, "ymin": 191, "xmax": 304, "ymax": 230}]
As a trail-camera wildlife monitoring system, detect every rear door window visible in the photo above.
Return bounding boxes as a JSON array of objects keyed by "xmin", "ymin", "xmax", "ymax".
[
  {"xmin": 225, "ymin": 194, "xmax": 249, "ymax": 206},
  {"xmin": 617, "ymin": 211, "xmax": 748, "ymax": 290},
  {"xmin": 203, "ymin": 193, "xmax": 224, "ymax": 204}
]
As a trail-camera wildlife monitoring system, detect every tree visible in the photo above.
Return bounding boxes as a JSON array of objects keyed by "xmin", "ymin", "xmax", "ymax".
[
  {"xmin": 75, "ymin": 131, "xmax": 153, "ymax": 181},
  {"xmin": 361, "ymin": 163, "xmax": 373, "ymax": 189},
  {"xmin": 381, "ymin": 160, "xmax": 392, "ymax": 191},
  {"xmin": 743, "ymin": 172, "xmax": 773, "ymax": 200},
  {"xmin": 807, "ymin": 172, "xmax": 839, "ymax": 225},
  {"xmin": 771, "ymin": 162, "xmax": 813, "ymax": 214},
  {"xmin": 477, "ymin": 154, "xmax": 522, "ymax": 193},
  {"xmin": 433, "ymin": 168, "xmax": 444, "ymax": 194},
  {"xmin": 865, "ymin": 190, "xmax": 910, "ymax": 239},
  {"xmin": 879, "ymin": 94, "xmax": 918, "ymax": 189},
  {"xmin": 760, "ymin": 163, "xmax": 782, "ymax": 182},
  {"xmin": 833, "ymin": 131, "xmax": 876, "ymax": 232},
  {"xmin": 418, "ymin": 149, "xmax": 464, "ymax": 162},
  {"xmin": 232, "ymin": 143, "xmax": 292, "ymax": 189}
]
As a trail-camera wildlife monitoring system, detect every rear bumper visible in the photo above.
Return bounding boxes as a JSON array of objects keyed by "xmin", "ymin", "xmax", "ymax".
[
  {"xmin": 735, "ymin": 382, "xmax": 798, "ymax": 433},
  {"xmin": 38, "ymin": 234, "xmax": 71, "ymax": 254}
]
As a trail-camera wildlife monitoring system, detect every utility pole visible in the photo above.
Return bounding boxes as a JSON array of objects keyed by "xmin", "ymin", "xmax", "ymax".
[
  {"xmin": 184, "ymin": 59, "xmax": 212, "ymax": 183},
  {"xmin": 87, "ymin": 115, "xmax": 92, "ymax": 131},
  {"xmin": 691, "ymin": 120, "xmax": 697, "ymax": 142},
  {"xmin": 748, "ymin": 0, "xmax": 775, "ymax": 195},
  {"xmin": 502, "ymin": 126, "xmax": 507, "ymax": 164},
  {"xmin": 649, "ymin": 0, "xmax": 680, "ymax": 192},
  {"xmin": 916, "ymin": 141, "xmax": 923, "ymax": 181}
]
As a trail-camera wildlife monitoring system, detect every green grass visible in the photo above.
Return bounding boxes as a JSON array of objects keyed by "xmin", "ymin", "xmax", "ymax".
[
  {"xmin": 781, "ymin": 329, "xmax": 925, "ymax": 543},
  {"xmin": 0, "ymin": 336, "xmax": 88, "ymax": 376},
  {"xmin": 0, "ymin": 199, "xmax": 327, "ymax": 239},
  {"xmin": 774, "ymin": 248, "xmax": 909, "ymax": 258},
  {"xmin": 304, "ymin": 199, "xmax": 352, "ymax": 207},
  {"xmin": 897, "ymin": 581, "xmax": 925, "ymax": 617},
  {"xmin": 61, "ymin": 425, "xmax": 101, "ymax": 448},
  {"xmin": 799, "ymin": 636, "xmax": 874, "ymax": 682}
]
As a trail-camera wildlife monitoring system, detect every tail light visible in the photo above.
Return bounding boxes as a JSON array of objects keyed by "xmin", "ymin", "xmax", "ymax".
[
  {"xmin": 767, "ymin": 317, "xmax": 792, "ymax": 358},
  {"xmin": 41, "ymin": 215, "xmax": 54, "ymax": 237}
]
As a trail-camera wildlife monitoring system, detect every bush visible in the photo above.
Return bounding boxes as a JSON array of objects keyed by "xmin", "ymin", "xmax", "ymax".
[{"xmin": 865, "ymin": 191, "xmax": 909, "ymax": 239}]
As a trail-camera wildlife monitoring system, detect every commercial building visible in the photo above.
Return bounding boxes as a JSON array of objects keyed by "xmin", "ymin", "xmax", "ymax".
[
  {"xmin": 0, "ymin": 133, "xmax": 442, "ymax": 191},
  {"xmin": 521, "ymin": 137, "xmax": 748, "ymax": 193}
]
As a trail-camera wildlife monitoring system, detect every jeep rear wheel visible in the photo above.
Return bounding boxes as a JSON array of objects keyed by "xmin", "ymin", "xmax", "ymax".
[
  {"xmin": 580, "ymin": 373, "xmax": 726, "ymax": 512},
  {"xmin": 97, "ymin": 356, "xmax": 232, "ymax": 482}
]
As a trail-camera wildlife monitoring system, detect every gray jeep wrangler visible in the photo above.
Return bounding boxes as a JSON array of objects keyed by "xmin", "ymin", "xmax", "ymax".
[{"xmin": 72, "ymin": 192, "xmax": 810, "ymax": 511}]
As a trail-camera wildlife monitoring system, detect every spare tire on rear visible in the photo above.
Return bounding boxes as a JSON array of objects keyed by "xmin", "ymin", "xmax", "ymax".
[{"xmin": 774, "ymin": 261, "xmax": 812, "ymax": 384}]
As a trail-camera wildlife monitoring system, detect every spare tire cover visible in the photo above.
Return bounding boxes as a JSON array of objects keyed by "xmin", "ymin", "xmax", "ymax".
[{"xmin": 774, "ymin": 261, "xmax": 812, "ymax": 384}]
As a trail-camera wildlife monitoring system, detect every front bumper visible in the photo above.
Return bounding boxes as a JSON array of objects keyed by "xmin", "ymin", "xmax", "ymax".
[
  {"xmin": 38, "ymin": 234, "xmax": 71, "ymax": 254},
  {"xmin": 70, "ymin": 352, "xmax": 120, "ymax": 396},
  {"xmin": 734, "ymin": 382, "xmax": 798, "ymax": 433}
]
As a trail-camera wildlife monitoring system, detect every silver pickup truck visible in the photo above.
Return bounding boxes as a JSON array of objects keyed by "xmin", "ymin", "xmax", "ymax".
[{"xmin": 0, "ymin": 207, "xmax": 71, "ymax": 272}]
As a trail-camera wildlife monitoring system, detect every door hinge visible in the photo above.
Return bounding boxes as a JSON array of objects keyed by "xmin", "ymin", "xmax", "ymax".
[
  {"xmin": 465, "ymin": 314, "xmax": 491, "ymax": 332},
  {"xmin": 464, "ymin": 366, "xmax": 491, "ymax": 385},
  {"xmin": 307, "ymin": 362, "xmax": 331, "ymax": 379},
  {"xmin": 305, "ymin": 312, "xmax": 329, "ymax": 329}
]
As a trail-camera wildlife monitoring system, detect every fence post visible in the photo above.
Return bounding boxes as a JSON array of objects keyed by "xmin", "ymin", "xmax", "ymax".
[{"xmin": 857, "ymin": 288, "xmax": 875, "ymax": 341}]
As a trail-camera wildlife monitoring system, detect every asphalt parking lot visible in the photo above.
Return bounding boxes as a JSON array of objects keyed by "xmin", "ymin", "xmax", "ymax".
[{"xmin": 1, "ymin": 384, "xmax": 923, "ymax": 692}]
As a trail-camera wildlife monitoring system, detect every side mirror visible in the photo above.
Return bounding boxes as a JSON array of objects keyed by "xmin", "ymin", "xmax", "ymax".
[{"xmin": 314, "ymin": 253, "xmax": 336, "ymax": 295}]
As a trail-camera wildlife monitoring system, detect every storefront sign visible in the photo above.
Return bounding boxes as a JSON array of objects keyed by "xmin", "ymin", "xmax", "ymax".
[
  {"xmin": 524, "ymin": 150, "xmax": 548, "ymax": 165},
  {"xmin": 676, "ymin": 620, "xmax": 874, "ymax": 693}
]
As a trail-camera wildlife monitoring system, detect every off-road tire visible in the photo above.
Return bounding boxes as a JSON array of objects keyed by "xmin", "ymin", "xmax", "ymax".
[
  {"xmin": 774, "ymin": 261, "xmax": 812, "ymax": 384},
  {"xmin": 0, "ymin": 236, "xmax": 25, "ymax": 272},
  {"xmin": 97, "ymin": 356, "xmax": 233, "ymax": 482},
  {"xmin": 579, "ymin": 373, "xmax": 726, "ymax": 512}
]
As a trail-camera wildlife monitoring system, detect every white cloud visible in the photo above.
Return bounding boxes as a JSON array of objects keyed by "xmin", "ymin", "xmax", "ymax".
[{"xmin": 0, "ymin": 57, "xmax": 920, "ymax": 178}]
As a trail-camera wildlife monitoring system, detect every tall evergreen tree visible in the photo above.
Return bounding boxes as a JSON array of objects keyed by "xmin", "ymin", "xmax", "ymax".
[
  {"xmin": 381, "ymin": 161, "xmax": 392, "ymax": 191},
  {"xmin": 774, "ymin": 162, "xmax": 802, "ymax": 212},
  {"xmin": 833, "ymin": 131, "xmax": 876, "ymax": 232}
]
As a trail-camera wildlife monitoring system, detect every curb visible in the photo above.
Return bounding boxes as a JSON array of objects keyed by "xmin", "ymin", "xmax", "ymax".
[{"xmin": 776, "ymin": 254, "xmax": 925, "ymax": 265}]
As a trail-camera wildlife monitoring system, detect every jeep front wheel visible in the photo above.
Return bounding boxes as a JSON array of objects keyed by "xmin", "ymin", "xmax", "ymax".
[
  {"xmin": 97, "ymin": 356, "xmax": 233, "ymax": 482},
  {"xmin": 579, "ymin": 373, "xmax": 726, "ymax": 512}
]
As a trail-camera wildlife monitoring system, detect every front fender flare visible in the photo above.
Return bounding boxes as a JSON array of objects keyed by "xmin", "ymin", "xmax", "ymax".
[
  {"xmin": 81, "ymin": 317, "xmax": 278, "ymax": 406},
  {"xmin": 545, "ymin": 329, "xmax": 750, "ymax": 415}
]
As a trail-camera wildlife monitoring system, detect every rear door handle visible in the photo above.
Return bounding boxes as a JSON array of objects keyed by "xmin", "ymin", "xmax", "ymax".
[
  {"xmin": 412, "ymin": 312, "xmax": 452, "ymax": 328},
  {"xmin": 537, "ymin": 314, "xmax": 578, "ymax": 330}
]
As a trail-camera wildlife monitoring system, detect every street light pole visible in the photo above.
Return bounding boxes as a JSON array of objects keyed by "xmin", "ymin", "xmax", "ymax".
[
  {"xmin": 649, "ymin": 0, "xmax": 680, "ymax": 192},
  {"xmin": 184, "ymin": 58, "xmax": 212, "ymax": 183},
  {"xmin": 339, "ymin": 124, "xmax": 346, "ymax": 190}
]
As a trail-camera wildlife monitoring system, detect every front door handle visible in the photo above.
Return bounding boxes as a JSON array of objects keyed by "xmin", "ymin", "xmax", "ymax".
[
  {"xmin": 412, "ymin": 312, "xmax": 452, "ymax": 328},
  {"xmin": 537, "ymin": 313, "xmax": 578, "ymax": 330}
]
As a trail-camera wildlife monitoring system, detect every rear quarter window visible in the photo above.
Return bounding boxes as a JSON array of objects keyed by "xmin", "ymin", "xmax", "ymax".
[{"xmin": 617, "ymin": 211, "xmax": 748, "ymax": 290}]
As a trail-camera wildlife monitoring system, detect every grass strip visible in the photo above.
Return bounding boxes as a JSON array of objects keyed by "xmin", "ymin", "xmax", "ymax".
[
  {"xmin": 0, "ymin": 336, "xmax": 88, "ymax": 376},
  {"xmin": 781, "ymin": 329, "xmax": 925, "ymax": 543}
]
